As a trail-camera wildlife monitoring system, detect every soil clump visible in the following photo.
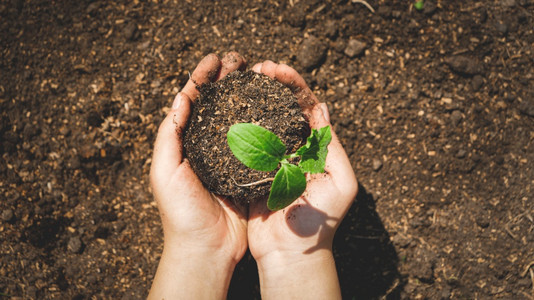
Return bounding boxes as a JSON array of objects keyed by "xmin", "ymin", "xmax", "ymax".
[{"xmin": 184, "ymin": 71, "xmax": 308, "ymax": 206}]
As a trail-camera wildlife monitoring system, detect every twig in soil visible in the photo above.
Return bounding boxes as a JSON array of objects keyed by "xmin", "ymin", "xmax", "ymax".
[
  {"xmin": 352, "ymin": 0, "xmax": 375, "ymax": 13},
  {"xmin": 381, "ymin": 278, "xmax": 400, "ymax": 300},
  {"xmin": 231, "ymin": 176, "xmax": 274, "ymax": 187},
  {"xmin": 504, "ymin": 223, "xmax": 518, "ymax": 240},
  {"xmin": 521, "ymin": 261, "xmax": 534, "ymax": 277},
  {"xmin": 519, "ymin": 261, "xmax": 534, "ymax": 298}
]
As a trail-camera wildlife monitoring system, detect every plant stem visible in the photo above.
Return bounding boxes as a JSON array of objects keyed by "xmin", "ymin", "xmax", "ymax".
[
  {"xmin": 284, "ymin": 153, "xmax": 299, "ymax": 160},
  {"xmin": 231, "ymin": 176, "xmax": 275, "ymax": 187}
]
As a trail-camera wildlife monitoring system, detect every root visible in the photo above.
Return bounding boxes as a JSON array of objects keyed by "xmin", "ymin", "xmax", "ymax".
[
  {"xmin": 352, "ymin": 0, "xmax": 375, "ymax": 13},
  {"xmin": 231, "ymin": 176, "xmax": 274, "ymax": 187}
]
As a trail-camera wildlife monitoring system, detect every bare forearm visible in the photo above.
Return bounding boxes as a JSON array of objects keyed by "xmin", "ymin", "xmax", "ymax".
[
  {"xmin": 256, "ymin": 249, "xmax": 341, "ymax": 300},
  {"xmin": 149, "ymin": 245, "xmax": 236, "ymax": 300}
]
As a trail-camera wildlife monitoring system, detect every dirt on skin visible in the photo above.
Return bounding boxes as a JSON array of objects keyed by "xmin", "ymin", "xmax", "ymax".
[
  {"xmin": 184, "ymin": 71, "xmax": 308, "ymax": 207},
  {"xmin": 1, "ymin": 0, "xmax": 533, "ymax": 299}
]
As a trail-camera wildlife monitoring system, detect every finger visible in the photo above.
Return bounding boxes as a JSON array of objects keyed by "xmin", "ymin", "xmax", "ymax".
[
  {"xmin": 257, "ymin": 61, "xmax": 318, "ymax": 117},
  {"xmin": 309, "ymin": 103, "xmax": 357, "ymax": 195},
  {"xmin": 273, "ymin": 64, "xmax": 319, "ymax": 115},
  {"xmin": 251, "ymin": 62, "xmax": 263, "ymax": 73},
  {"xmin": 217, "ymin": 51, "xmax": 247, "ymax": 80},
  {"xmin": 258, "ymin": 60, "xmax": 278, "ymax": 79},
  {"xmin": 150, "ymin": 92, "xmax": 192, "ymax": 185},
  {"xmin": 181, "ymin": 53, "xmax": 222, "ymax": 101}
]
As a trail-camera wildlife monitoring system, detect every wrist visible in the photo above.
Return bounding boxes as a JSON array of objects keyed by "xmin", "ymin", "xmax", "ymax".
[
  {"xmin": 162, "ymin": 239, "xmax": 239, "ymax": 272},
  {"xmin": 149, "ymin": 242, "xmax": 237, "ymax": 300},
  {"xmin": 256, "ymin": 249, "xmax": 341, "ymax": 300}
]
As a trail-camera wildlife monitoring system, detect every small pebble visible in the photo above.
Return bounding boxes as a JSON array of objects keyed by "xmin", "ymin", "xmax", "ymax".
[
  {"xmin": 501, "ymin": 0, "xmax": 516, "ymax": 7},
  {"xmin": 297, "ymin": 36, "xmax": 327, "ymax": 70},
  {"xmin": 471, "ymin": 75, "xmax": 484, "ymax": 92},
  {"xmin": 123, "ymin": 23, "xmax": 138, "ymax": 41},
  {"xmin": 494, "ymin": 21, "xmax": 508, "ymax": 35},
  {"xmin": 344, "ymin": 39, "xmax": 366, "ymax": 58},
  {"xmin": 392, "ymin": 234, "xmax": 412, "ymax": 248},
  {"xmin": 372, "ymin": 159, "xmax": 383, "ymax": 171},
  {"xmin": 423, "ymin": 0, "xmax": 437, "ymax": 15},
  {"xmin": 450, "ymin": 110, "xmax": 463, "ymax": 127},
  {"xmin": 67, "ymin": 237, "xmax": 83, "ymax": 253},
  {"xmin": 445, "ymin": 55, "xmax": 484, "ymax": 75},
  {"xmin": 377, "ymin": 6, "xmax": 391, "ymax": 18},
  {"xmin": 86, "ymin": 2, "xmax": 99, "ymax": 14},
  {"xmin": 518, "ymin": 98, "xmax": 534, "ymax": 117},
  {"xmin": 1, "ymin": 209, "xmax": 14, "ymax": 222},
  {"xmin": 456, "ymin": 149, "xmax": 467, "ymax": 159},
  {"xmin": 476, "ymin": 215, "xmax": 490, "ymax": 228},
  {"xmin": 324, "ymin": 20, "xmax": 338, "ymax": 39}
]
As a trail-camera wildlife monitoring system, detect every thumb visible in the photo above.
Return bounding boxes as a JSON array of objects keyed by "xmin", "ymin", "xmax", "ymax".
[
  {"xmin": 310, "ymin": 103, "xmax": 358, "ymax": 198},
  {"xmin": 309, "ymin": 102, "xmax": 331, "ymax": 129},
  {"xmin": 150, "ymin": 92, "xmax": 192, "ymax": 186}
]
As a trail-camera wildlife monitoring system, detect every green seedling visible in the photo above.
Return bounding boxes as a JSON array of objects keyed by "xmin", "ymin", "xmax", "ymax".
[
  {"xmin": 414, "ymin": 0, "xmax": 424, "ymax": 10},
  {"xmin": 227, "ymin": 123, "xmax": 331, "ymax": 211}
]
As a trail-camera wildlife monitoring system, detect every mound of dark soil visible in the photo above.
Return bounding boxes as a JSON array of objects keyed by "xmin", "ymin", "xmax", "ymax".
[{"xmin": 184, "ymin": 71, "xmax": 309, "ymax": 206}]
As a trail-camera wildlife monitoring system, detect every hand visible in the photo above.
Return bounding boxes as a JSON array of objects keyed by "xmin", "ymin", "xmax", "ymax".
[
  {"xmin": 148, "ymin": 52, "xmax": 248, "ymax": 299},
  {"xmin": 248, "ymin": 61, "xmax": 358, "ymax": 299}
]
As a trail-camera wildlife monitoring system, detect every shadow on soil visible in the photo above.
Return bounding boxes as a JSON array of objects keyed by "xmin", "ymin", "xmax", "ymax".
[{"xmin": 228, "ymin": 183, "xmax": 401, "ymax": 299}]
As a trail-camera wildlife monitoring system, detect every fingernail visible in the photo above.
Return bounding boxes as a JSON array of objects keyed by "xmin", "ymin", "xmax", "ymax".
[
  {"xmin": 172, "ymin": 93, "xmax": 182, "ymax": 109},
  {"xmin": 319, "ymin": 103, "xmax": 330, "ymax": 123}
]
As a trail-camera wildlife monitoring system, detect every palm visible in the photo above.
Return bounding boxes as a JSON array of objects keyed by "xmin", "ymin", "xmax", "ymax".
[
  {"xmin": 248, "ymin": 175, "xmax": 349, "ymax": 259},
  {"xmin": 154, "ymin": 162, "xmax": 247, "ymax": 259}
]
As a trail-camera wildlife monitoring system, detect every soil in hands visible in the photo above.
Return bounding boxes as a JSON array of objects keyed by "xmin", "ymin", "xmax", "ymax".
[{"xmin": 183, "ymin": 70, "xmax": 309, "ymax": 206}]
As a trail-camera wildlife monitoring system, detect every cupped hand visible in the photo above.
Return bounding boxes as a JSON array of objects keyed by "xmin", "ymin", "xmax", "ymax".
[
  {"xmin": 248, "ymin": 61, "xmax": 358, "ymax": 268},
  {"xmin": 149, "ymin": 52, "xmax": 248, "ymax": 299}
]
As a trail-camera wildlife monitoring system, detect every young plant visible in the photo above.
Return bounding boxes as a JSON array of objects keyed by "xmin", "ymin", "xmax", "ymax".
[
  {"xmin": 227, "ymin": 123, "xmax": 331, "ymax": 211},
  {"xmin": 414, "ymin": 0, "xmax": 424, "ymax": 11}
]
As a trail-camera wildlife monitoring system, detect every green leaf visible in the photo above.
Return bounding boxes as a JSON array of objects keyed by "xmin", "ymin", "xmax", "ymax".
[
  {"xmin": 227, "ymin": 123, "xmax": 286, "ymax": 172},
  {"xmin": 296, "ymin": 125, "xmax": 332, "ymax": 173},
  {"xmin": 414, "ymin": 0, "xmax": 424, "ymax": 10},
  {"xmin": 267, "ymin": 163, "xmax": 307, "ymax": 211}
]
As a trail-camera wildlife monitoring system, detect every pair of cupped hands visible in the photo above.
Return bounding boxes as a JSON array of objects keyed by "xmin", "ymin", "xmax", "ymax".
[{"xmin": 149, "ymin": 52, "xmax": 358, "ymax": 299}]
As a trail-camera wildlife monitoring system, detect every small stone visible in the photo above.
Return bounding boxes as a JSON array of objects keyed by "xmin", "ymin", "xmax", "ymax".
[
  {"xmin": 67, "ymin": 237, "xmax": 83, "ymax": 253},
  {"xmin": 494, "ymin": 21, "xmax": 508, "ymax": 35},
  {"xmin": 285, "ymin": 7, "xmax": 305, "ymax": 28},
  {"xmin": 123, "ymin": 23, "xmax": 138, "ymax": 41},
  {"xmin": 471, "ymin": 75, "xmax": 484, "ymax": 92},
  {"xmin": 476, "ymin": 215, "xmax": 490, "ymax": 228},
  {"xmin": 456, "ymin": 149, "xmax": 467, "ymax": 159},
  {"xmin": 377, "ymin": 6, "xmax": 391, "ymax": 18},
  {"xmin": 150, "ymin": 80, "xmax": 161, "ymax": 88},
  {"xmin": 450, "ymin": 110, "xmax": 463, "ymax": 127},
  {"xmin": 475, "ymin": 8, "xmax": 488, "ymax": 24},
  {"xmin": 445, "ymin": 56, "xmax": 484, "ymax": 76},
  {"xmin": 501, "ymin": 0, "xmax": 516, "ymax": 7},
  {"xmin": 423, "ymin": 0, "xmax": 437, "ymax": 15},
  {"xmin": 1, "ymin": 209, "xmax": 14, "ymax": 222},
  {"xmin": 411, "ymin": 257, "xmax": 434, "ymax": 282},
  {"xmin": 372, "ymin": 158, "xmax": 383, "ymax": 171},
  {"xmin": 86, "ymin": 2, "xmax": 100, "ymax": 14},
  {"xmin": 518, "ymin": 98, "xmax": 534, "ymax": 117},
  {"xmin": 324, "ymin": 20, "xmax": 338, "ymax": 39},
  {"xmin": 344, "ymin": 39, "xmax": 366, "ymax": 58},
  {"xmin": 392, "ymin": 234, "xmax": 412, "ymax": 248},
  {"xmin": 297, "ymin": 36, "xmax": 327, "ymax": 71}
]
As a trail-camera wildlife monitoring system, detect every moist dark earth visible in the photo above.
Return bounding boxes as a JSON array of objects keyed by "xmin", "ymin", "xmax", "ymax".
[
  {"xmin": 1, "ymin": 0, "xmax": 533, "ymax": 299},
  {"xmin": 184, "ymin": 71, "xmax": 308, "ymax": 207}
]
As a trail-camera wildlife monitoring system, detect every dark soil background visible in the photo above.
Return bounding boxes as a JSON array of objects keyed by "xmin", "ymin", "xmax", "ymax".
[{"xmin": 1, "ymin": 0, "xmax": 533, "ymax": 299}]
